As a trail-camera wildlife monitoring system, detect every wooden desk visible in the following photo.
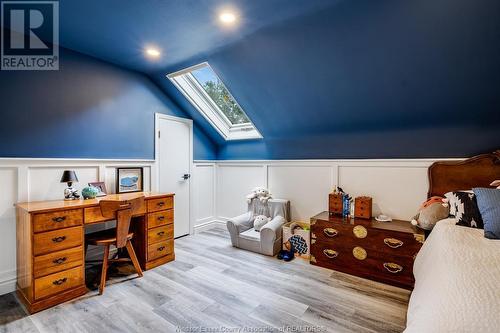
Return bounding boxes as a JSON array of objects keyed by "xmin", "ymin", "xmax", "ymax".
[{"xmin": 15, "ymin": 192, "xmax": 175, "ymax": 313}]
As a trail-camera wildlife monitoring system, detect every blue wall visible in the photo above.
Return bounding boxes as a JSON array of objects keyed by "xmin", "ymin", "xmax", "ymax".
[
  {"xmin": 156, "ymin": 0, "xmax": 500, "ymax": 159},
  {"xmin": 0, "ymin": 48, "xmax": 217, "ymax": 160}
]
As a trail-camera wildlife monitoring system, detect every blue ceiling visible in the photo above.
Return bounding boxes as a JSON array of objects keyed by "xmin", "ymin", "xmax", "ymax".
[
  {"xmin": 58, "ymin": 0, "xmax": 338, "ymax": 73},
  {"xmin": 13, "ymin": 0, "xmax": 500, "ymax": 159}
]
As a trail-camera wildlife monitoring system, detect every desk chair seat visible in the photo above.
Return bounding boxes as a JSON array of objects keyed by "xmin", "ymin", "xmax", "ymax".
[
  {"xmin": 85, "ymin": 196, "xmax": 145, "ymax": 295},
  {"xmin": 86, "ymin": 229, "xmax": 134, "ymax": 246}
]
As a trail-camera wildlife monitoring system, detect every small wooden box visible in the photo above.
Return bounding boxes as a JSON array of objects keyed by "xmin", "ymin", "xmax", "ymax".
[
  {"xmin": 329, "ymin": 193, "xmax": 343, "ymax": 216},
  {"xmin": 354, "ymin": 196, "xmax": 372, "ymax": 219}
]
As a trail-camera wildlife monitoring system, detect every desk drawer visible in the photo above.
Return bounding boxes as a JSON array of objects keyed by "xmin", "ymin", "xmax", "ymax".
[
  {"xmin": 147, "ymin": 197, "xmax": 173, "ymax": 213},
  {"xmin": 148, "ymin": 239, "xmax": 174, "ymax": 261},
  {"xmin": 147, "ymin": 210, "xmax": 173, "ymax": 229},
  {"xmin": 34, "ymin": 266, "xmax": 84, "ymax": 300},
  {"xmin": 33, "ymin": 226, "xmax": 83, "ymax": 256},
  {"xmin": 85, "ymin": 201, "xmax": 146, "ymax": 224},
  {"xmin": 33, "ymin": 209, "xmax": 83, "ymax": 233},
  {"xmin": 148, "ymin": 225, "xmax": 173, "ymax": 244},
  {"xmin": 34, "ymin": 246, "xmax": 83, "ymax": 279}
]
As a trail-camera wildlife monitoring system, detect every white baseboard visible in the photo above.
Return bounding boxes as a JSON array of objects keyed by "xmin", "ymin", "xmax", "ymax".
[
  {"xmin": 193, "ymin": 220, "xmax": 226, "ymax": 234},
  {"xmin": 0, "ymin": 269, "xmax": 16, "ymax": 295}
]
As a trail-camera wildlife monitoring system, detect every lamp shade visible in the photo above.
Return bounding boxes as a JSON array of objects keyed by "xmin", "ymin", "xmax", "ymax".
[{"xmin": 60, "ymin": 170, "xmax": 78, "ymax": 183}]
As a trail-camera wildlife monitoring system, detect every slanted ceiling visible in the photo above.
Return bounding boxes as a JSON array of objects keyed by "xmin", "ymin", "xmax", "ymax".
[{"xmin": 18, "ymin": 0, "xmax": 500, "ymax": 158}]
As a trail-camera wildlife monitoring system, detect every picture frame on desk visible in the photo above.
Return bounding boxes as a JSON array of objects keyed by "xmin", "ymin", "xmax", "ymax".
[
  {"xmin": 116, "ymin": 167, "xmax": 143, "ymax": 193},
  {"xmin": 88, "ymin": 181, "xmax": 107, "ymax": 197}
]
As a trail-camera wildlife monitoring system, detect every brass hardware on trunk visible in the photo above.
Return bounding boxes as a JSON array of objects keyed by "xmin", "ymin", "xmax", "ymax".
[
  {"xmin": 414, "ymin": 234, "xmax": 425, "ymax": 244},
  {"xmin": 383, "ymin": 262, "xmax": 403, "ymax": 273},
  {"xmin": 353, "ymin": 225, "xmax": 367, "ymax": 238},
  {"xmin": 310, "ymin": 255, "xmax": 317, "ymax": 263},
  {"xmin": 323, "ymin": 228, "xmax": 338, "ymax": 237},
  {"xmin": 352, "ymin": 246, "xmax": 367, "ymax": 260},
  {"xmin": 323, "ymin": 249, "xmax": 338, "ymax": 258},
  {"xmin": 384, "ymin": 238, "xmax": 404, "ymax": 248}
]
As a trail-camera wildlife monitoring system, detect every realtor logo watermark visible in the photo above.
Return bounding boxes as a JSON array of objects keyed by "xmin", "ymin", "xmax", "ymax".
[{"xmin": 1, "ymin": 0, "xmax": 59, "ymax": 70}]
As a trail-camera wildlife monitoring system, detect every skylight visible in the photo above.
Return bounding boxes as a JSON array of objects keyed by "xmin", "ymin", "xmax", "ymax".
[{"xmin": 167, "ymin": 63, "xmax": 262, "ymax": 140}]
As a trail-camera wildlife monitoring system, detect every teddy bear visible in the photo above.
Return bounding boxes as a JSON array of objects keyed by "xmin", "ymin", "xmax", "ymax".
[
  {"xmin": 253, "ymin": 215, "xmax": 270, "ymax": 231},
  {"xmin": 246, "ymin": 187, "xmax": 272, "ymax": 204},
  {"xmin": 411, "ymin": 196, "xmax": 450, "ymax": 230}
]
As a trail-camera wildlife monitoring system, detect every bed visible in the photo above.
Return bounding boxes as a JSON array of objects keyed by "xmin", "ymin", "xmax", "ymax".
[{"xmin": 405, "ymin": 151, "xmax": 500, "ymax": 333}]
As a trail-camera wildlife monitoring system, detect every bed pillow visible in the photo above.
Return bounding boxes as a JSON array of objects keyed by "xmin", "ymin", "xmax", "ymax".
[
  {"xmin": 472, "ymin": 188, "xmax": 500, "ymax": 239},
  {"xmin": 444, "ymin": 191, "xmax": 484, "ymax": 228}
]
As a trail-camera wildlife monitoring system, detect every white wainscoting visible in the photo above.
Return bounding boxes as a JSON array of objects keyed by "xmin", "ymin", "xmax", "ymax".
[
  {"xmin": 0, "ymin": 158, "xmax": 155, "ymax": 295},
  {"xmin": 192, "ymin": 158, "xmax": 459, "ymax": 232}
]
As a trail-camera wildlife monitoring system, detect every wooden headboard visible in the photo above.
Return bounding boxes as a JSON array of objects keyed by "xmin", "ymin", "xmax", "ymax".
[{"xmin": 428, "ymin": 150, "xmax": 500, "ymax": 197}]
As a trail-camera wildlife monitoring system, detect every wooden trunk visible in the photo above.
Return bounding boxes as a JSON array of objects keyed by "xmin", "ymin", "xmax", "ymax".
[{"xmin": 310, "ymin": 211, "xmax": 424, "ymax": 290}]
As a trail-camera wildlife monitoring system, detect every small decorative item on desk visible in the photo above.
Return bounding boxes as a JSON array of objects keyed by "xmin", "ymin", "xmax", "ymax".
[
  {"xmin": 354, "ymin": 196, "xmax": 372, "ymax": 219},
  {"xmin": 329, "ymin": 186, "xmax": 343, "ymax": 216},
  {"xmin": 81, "ymin": 185, "xmax": 99, "ymax": 199},
  {"xmin": 116, "ymin": 167, "xmax": 143, "ymax": 193},
  {"xmin": 60, "ymin": 170, "xmax": 80, "ymax": 200},
  {"xmin": 88, "ymin": 182, "xmax": 107, "ymax": 197}
]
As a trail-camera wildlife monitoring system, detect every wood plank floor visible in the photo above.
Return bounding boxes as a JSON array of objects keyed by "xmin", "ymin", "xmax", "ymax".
[{"xmin": 0, "ymin": 226, "xmax": 410, "ymax": 333}]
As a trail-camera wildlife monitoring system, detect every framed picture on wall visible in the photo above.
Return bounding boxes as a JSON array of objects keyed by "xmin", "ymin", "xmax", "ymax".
[
  {"xmin": 116, "ymin": 167, "xmax": 143, "ymax": 193},
  {"xmin": 88, "ymin": 182, "xmax": 107, "ymax": 197}
]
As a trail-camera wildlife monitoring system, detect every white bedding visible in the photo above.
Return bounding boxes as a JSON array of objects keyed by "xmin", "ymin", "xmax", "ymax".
[{"xmin": 405, "ymin": 218, "xmax": 500, "ymax": 333}]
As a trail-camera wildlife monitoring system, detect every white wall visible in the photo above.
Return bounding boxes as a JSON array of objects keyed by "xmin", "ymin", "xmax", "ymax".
[
  {"xmin": 0, "ymin": 157, "xmax": 458, "ymax": 296},
  {"xmin": 192, "ymin": 159, "xmax": 457, "ymax": 230},
  {"xmin": 0, "ymin": 158, "xmax": 154, "ymax": 295}
]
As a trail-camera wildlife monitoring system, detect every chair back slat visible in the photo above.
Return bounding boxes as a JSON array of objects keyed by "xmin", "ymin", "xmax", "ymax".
[{"xmin": 99, "ymin": 196, "xmax": 145, "ymax": 248}]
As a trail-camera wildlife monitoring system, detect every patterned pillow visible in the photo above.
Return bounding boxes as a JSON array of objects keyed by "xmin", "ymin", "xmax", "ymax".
[{"xmin": 444, "ymin": 191, "xmax": 484, "ymax": 228}]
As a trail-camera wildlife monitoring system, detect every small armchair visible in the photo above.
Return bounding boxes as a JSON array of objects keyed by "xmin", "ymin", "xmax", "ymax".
[{"xmin": 226, "ymin": 198, "xmax": 290, "ymax": 256}]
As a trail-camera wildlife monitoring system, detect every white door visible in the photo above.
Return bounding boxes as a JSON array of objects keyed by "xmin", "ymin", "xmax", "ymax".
[{"xmin": 157, "ymin": 115, "xmax": 192, "ymax": 238}]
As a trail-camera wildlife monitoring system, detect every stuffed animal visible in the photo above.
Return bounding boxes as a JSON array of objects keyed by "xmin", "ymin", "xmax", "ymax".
[
  {"xmin": 253, "ymin": 215, "xmax": 270, "ymax": 231},
  {"xmin": 411, "ymin": 196, "xmax": 450, "ymax": 230},
  {"xmin": 246, "ymin": 187, "xmax": 272, "ymax": 204},
  {"xmin": 491, "ymin": 180, "xmax": 500, "ymax": 189}
]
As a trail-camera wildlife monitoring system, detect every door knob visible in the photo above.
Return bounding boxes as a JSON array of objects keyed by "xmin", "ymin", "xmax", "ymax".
[{"xmin": 181, "ymin": 174, "xmax": 191, "ymax": 180}]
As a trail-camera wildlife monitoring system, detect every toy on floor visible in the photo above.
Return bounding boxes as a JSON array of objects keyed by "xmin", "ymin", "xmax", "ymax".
[
  {"xmin": 246, "ymin": 187, "xmax": 272, "ymax": 204},
  {"xmin": 411, "ymin": 196, "xmax": 450, "ymax": 230},
  {"xmin": 253, "ymin": 215, "xmax": 270, "ymax": 231},
  {"xmin": 277, "ymin": 243, "xmax": 295, "ymax": 261}
]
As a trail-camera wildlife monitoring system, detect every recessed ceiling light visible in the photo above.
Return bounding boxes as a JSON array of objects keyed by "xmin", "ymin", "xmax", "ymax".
[
  {"xmin": 145, "ymin": 48, "xmax": 161, "ymax": 58},
  {"xmin": 219, "ymin": 12, "xmax": 236, "ymax": 24}
]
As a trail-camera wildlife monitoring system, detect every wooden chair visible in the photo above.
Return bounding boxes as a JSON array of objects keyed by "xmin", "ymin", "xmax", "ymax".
[{"xmin": 85, "ymin": 196, "xmax": 145, "ymax": 295}]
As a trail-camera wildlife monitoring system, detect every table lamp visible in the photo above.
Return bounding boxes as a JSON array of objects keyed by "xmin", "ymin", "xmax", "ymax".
[{"xmin": 60, "ymin": 170, "xmax": 80, "ymax": 200}]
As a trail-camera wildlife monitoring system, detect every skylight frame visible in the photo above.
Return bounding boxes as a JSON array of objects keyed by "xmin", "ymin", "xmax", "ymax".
[{"xmin": 167, "ymin": 62, "xmax": 262, "ymax": 141}]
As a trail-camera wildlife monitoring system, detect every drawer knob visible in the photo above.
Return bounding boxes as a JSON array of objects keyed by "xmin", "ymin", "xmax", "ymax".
[
  {"xmin": 323, "ymin": 228, "xmax": 338, "ymax": 237},
  {"xmin": 52, "ymin": 216, "xmax": 67, "ymax": 223},
  {"xmin": 383, "ymin": 262, "xmax": 403, "ymax": 274},
  {"xmin": 157, "ymin": 202, "xmax": 165, "ymax": 207},
  {"xmin": 384, "ymin": 238, "xmax": 404, "ymax": 248},
  {"xmin": 353, "ymin": 246, "xmax": 367, "ymax": 260},
  {"xmin": 323, "ymin": 249, "xmax": 338, "ymax": 259},
  {"xmin": 52, "ymin": 277, "xmax": 67, "ymax": 286},
  {"xmin": 158, "ymin": 216, "xmax": 165, "ymax": 221},
  {"xmin": 157, "ymin": 231, "xmax": 165, "ymax": 236},
  {"xmin": 353, "ymin": 225, "xmax": 368, "ymax": 238},
  {"xmin": 52, "ymin": 236, "xmax": 66, "ymax": 243},
  {"xmin": 52, "ymin": 257, "xmax": 67, "ymax": 265},
  {"xmin": 157, "ymin": 246, "xmax": 165, "ymax": 251}
]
